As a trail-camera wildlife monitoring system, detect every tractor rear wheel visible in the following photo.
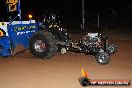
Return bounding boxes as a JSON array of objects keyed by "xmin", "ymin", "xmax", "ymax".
[{"xmin": 29, "ymin": 31, "xmax": 57, "ymax": 59}]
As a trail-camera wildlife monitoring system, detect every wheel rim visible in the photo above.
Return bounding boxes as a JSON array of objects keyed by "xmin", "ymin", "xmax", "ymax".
[
  {"xmin": 60, "ymin": 48, "xmax": 66, "ymax": 54},
  {"xmin": 34, "ymin": 40, "xmax": 46, "ymax": 52},
  {"xmin": 98, "ymin": 54, "xmax": 107, "ymax": 64},
  {"xmin": 108, "ymin": 46, "xmax": 114, "ymax": 53}
]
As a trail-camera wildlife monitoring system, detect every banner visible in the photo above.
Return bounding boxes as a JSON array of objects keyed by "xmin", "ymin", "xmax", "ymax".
[{"xmin": 6, "ymin": 0, "xmax": 19, "ymax": 12}]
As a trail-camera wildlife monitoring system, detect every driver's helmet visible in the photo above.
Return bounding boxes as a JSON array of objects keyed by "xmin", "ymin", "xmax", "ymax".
[{"xmin": 50, "ymin": 13, "xmax": 56, "ymax": 22}]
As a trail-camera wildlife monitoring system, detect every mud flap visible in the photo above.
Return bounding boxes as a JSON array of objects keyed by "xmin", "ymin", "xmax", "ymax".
[{"xmin": 0, "ymin": 36, "xmax": 11, "ymax": 57}]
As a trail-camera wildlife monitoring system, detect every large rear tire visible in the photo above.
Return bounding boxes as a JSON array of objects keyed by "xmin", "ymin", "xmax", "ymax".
[{"xmin": 29, "ymin": 31, "xmax": 57, "ymax": 59}]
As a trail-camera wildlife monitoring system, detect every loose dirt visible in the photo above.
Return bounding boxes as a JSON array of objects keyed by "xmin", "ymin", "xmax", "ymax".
[{"xmin": 0, "ymin": 40, "xmax": 131, "ymax": 88}]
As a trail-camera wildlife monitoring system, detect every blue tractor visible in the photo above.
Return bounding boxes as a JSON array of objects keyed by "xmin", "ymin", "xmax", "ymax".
[
  {"xmin": 0, "ymin": 0, "xmax": 117, "ymax": 64},
  {"xmin": 0, "ymin": 13, "xmax": 117, "ymax": 65},
  {"xmin": 0, "ymin": 20, "xmax": 57, "ymax": 58}
]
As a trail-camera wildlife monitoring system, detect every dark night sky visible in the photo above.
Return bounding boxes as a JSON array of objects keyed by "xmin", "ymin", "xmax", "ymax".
[{"xmin": 0, "ymin": 0, "xmax": 132, "ymax": 22}]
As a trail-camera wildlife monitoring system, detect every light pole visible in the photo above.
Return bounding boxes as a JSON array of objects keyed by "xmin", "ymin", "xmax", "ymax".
[
  {"xmin": 82, "ymin": 0, "xmax": 85, "ymax": 30},
  {"xmin": 28, "ymin": 14, "xmax": 32, "ymax": 23},
  {"xmin": 97, "ymin": 12, "xmax": 100, "ymax": 29},
  {"xmin": 18, "ymin": 0, "xmax": 21, "ymax": 21}
]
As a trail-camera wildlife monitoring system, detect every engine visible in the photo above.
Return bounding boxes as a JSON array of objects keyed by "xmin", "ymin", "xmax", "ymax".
[{"xmin": 80, "ymin": 33, "xmax": 102, "ymax": 54}]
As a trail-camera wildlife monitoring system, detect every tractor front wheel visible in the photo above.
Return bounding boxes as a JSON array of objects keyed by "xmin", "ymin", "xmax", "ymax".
[
  {"xmin": 95, "ymin": 52, "xmax": 110, "ymax": 65},
  {"xmin": 107, "ymin": 44, "xmax": 117, "ymax": 55}
]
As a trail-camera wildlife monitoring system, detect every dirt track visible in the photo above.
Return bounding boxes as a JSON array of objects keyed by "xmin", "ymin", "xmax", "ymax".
[{"xmin": 0, "ymin": 40, "xmax": 132, "ymax": 88}]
